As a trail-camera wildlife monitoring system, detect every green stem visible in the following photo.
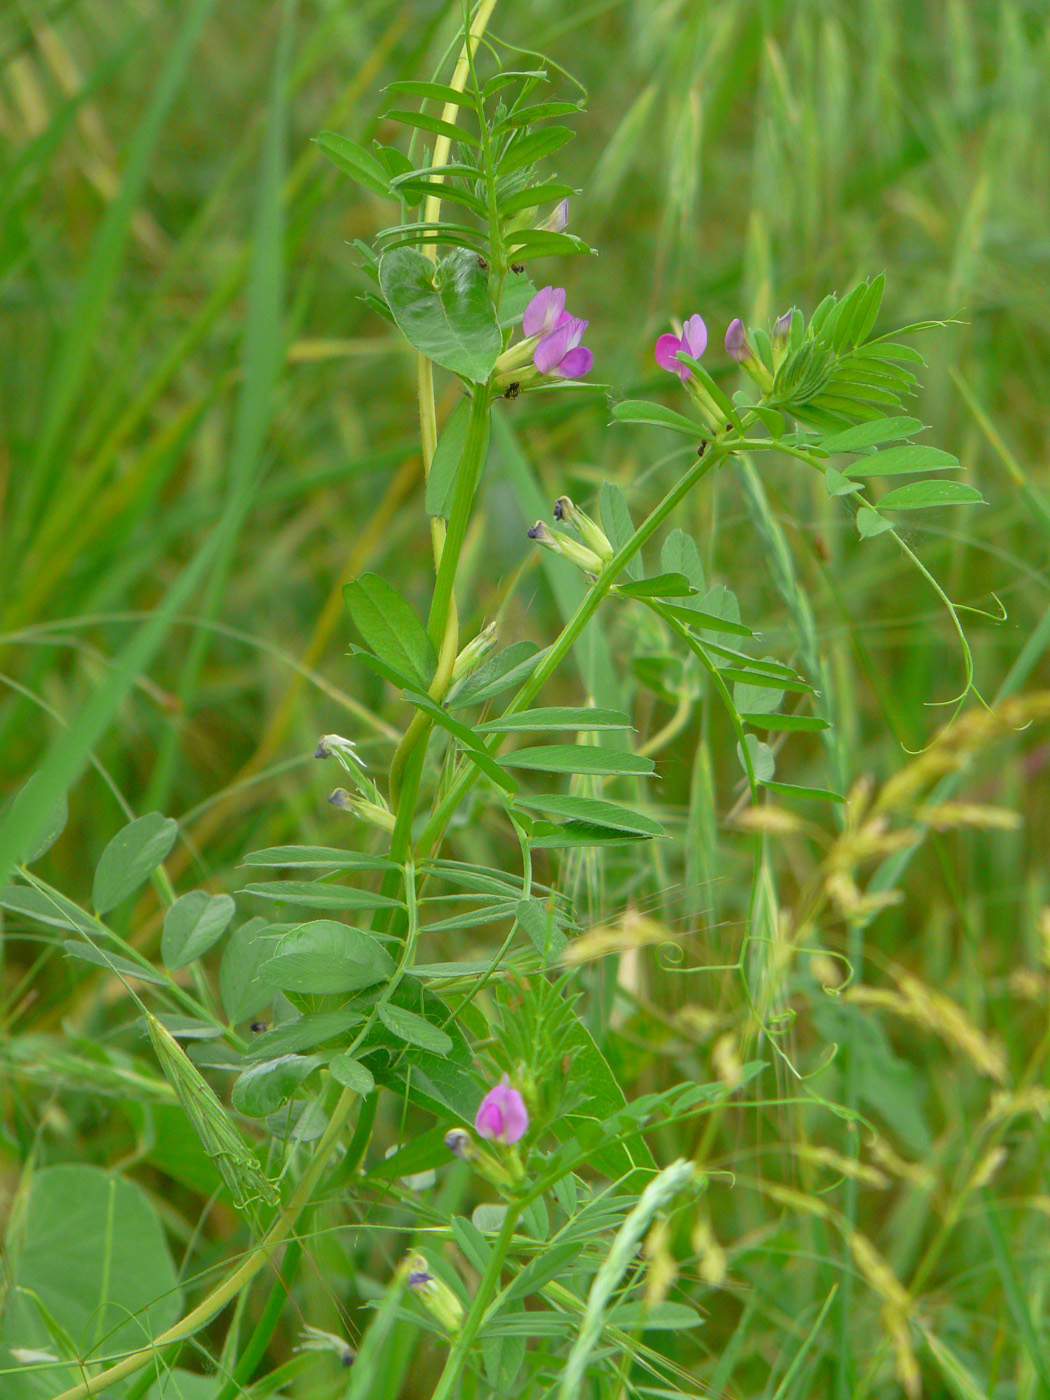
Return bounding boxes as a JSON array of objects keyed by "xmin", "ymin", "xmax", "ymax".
[
  {"xmin": 416, "ymin": 440, "xmax": 728, "ymax": 856},
  {"xmin": 429, "ymin": 1203, "xmax": 522, "ymax": 1400},
  {"xmin": 427, "ymin": 384, "xmax": 492, "ymax": 647},
  {"xmin": 213, "ymin": 1240, "xmax": 302, "ymax": 1400}
]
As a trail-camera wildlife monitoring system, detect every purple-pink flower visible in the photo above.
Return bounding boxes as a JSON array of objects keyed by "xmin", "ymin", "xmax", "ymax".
[
  {"xmin": 474, "ymin": 1076, "xmax": 529, "ymax": 1144},
  {"xmin": 523, "ymin": 285, "xmax": 569, "ymax": 339},
  {"xmin": 654, "ymin": 314, "xmax": 707, "ymax": 381},
  {"xmin": 523, "ymin": 286, "xmax": 594, "ymax": 381}
]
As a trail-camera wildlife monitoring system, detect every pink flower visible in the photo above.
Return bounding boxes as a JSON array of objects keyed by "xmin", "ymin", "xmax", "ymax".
[
  {"xmin": 522, "ymin": 286, "xmax": 594, "ymax": 380},
  {"xmin": 654, "ymin": 314, "xmax": 708, "ymax": 381},
  {"xmin": 523, "ymin": 285, "xmax": 569, "ymax": 338},
  {"xmin": 534, "ymin": 316, "xmax": 593, "ymax": 379},
  {"xmin": 474, "ymin": 1076, "xmax": 529, "ymax": 1144}
]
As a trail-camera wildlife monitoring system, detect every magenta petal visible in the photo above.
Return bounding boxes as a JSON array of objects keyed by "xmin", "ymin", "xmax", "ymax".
[
  {"xmin": 554, "ymin": 309, "xmax": 573, "ymax": 329},
  {"xmin": 523, "ymin": 285, "xmax": 565, "ymax": 338},
  {"xmin": 534, "ymin": 322, "xmax": 572, "ymax": 375},
  {"xmin": 553, "ymin": 345, "xmax": 593, "ymax": 379},
  {"xmin": 474, "ymin": 1081, "xmax": 529, "ymax": 1143},
  {"xmin": 654, "ymin": 332, "xmax": 689, "ymax": 380},
  {"xmin": 682, "ymin": 314, "xmax": 708, "ymax": 359}
]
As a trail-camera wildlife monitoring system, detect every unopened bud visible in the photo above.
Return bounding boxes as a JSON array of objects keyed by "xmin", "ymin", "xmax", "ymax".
[
  {"xmin": 327, "ymin": 790, "xmax": 395, "ymax": 831},
  {"xmin": 773, "ymin": 310, "xmax": 793, "ymax": 343},
  {"xmin": 403, "ymin": 1253, "xmax": 465, "ymax": 1334},
  {"xmin": 527, "ymin": 522, "xmax": 604, "ymax": 576},
  {"xmin": 538, "ymin": 197, "xmax": 569, "ymax": 233},
  {"xmin": 444, "ymin": 1127, "xmax": 476, "ymax": 1160},
  {"xmin": 553, "ymin": 496, "xmax": 614, "ymax": 563},
  {"xmin": 452, "ymin": 620, "xmax": 499, "ymax": 684},
  {"xmin": 315, "ymin": 734, "xmax": 366, "ymax": 767},
  {"xmin": 725, "ymin": 317, "xmax": 749, "ymax": 364}
]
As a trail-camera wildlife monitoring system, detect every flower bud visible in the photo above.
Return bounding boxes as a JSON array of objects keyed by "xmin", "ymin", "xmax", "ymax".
[
  {"xmin": 553, "ymin": 496, "xmax": 614, "ymax": 563},
  {"xmin": 403, "ymin": 1254, "xmax": 465, "ymax": 1334},
  {"xmin": 773, "ymin": 310, "xmax": 793, "ymax": 344},
  {"xmin": 451, "ymin": 620, "xmax": 498, "ymax": 684},
  {"xmin": 527, "ymin": 522, "xmax": 604, "ymax": 577},
  {"xmin": 724, "ymin": 317, "xmax": 749, "ymax": 363},
  {"xmin": 538, "ymin": 197, "xmax": 569, "ymax": 233},
  {"xmin": 444, "ymin": 1127, "xmax": 476, "ymax": 1161},
  {"xmin": 328, "ymin": 790, "xmax": 395, "ymax": 832},
  {"xmin": 315, "ymin": 733, "xmax": 366, "ymax": 766}
]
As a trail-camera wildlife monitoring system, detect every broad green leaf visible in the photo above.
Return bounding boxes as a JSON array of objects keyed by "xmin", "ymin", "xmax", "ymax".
[
  {"xmin": 611, "ymin": 400, "xmax": 702, "ymax": 437},
  {"xmin": 0, "ymin": 1165, "xmax": 181, "ymax": 1398},
  {"xmin": 240, "ymin": 846, "xmax": 394, "ymax": 872},
  {"xmin": 738, "ymin": 735, "xmax": 775, "ymax": 783},
  {"xmin": 377, "ymin": 1002, "xmax": 453, "ymax": 1054},
  {"xmin": 844, "ymin": 444, "xmax": 959, "ymax": 476},
  {"xmin": 734, "ymin": 671, "xmax": 785, "ymax": 714},
  {"xmin": 314, "ymin": 132, "xmax": 392, "ymax": 197},
  {"xmin": 531, "ymin": 822, "xmax": 649, "ymax": 849},
  {"xmin": 504, "ymin": 230, "xmax": 592, "ymax": 261},
  {"xmin": 383, "ymin": 79, "xmax": 480, "ymax": 110},
  {"xmin": 232, "ymin": 1055, "xmax": 322, "ymax": 1117},
  {"xmin": 616, "ymin": 1302, "xmax": 704, "ymax": 1330},
  {"xmin": 161, "ymin": 891, "xmax": 235, "ymax": 970},
  {"xmin": 498, "ymin": 125, "xmax": 574, "ymax": 176},
  {"xmin": 498, "ymin": 268, "xmax": 538, "ymax": 328},
  {"xmin": 261, "ymin": 921, "xmax": 393, "ymax": 994},
  {"xmin": 384, "ymin": 108, "xmax": 481, "ymax": 148},
  {"xmin": 475, "ymin": 707, "xmax": 632, "ymax": 734},
  {"xmin": 379, "ymin": 246, "xmax": 501, "ymax": 381},
  {"xmin": 653, "ymin": 600, "xmax": 752, "ymax": 637},
  {"xmin": 825, "ymin": 465, "xmax": 863, "ymax": 496},
  {"xmin": 1, "ymin": 885, "xmax": 97, "ymax": 934},
  {"xmin": 498, "ymin": 745, "xmax": 653, "ymax": 777},
  {"xmin": 4, "ymin": 775, "xmax": 68, "ymax": 866},
  {"xmin": 245, "ymin": 1006, "xmax": 365, "ymax": 1060},
  {"xmin": 503, "ymin": 1243, "xmax": 583, "ymax": 1304},
  {"xmin": 741, "ymin": 712, "xmax": 830, "ymax": 732},
  {"xmin": 220, "ymin": 918, "xmax": 277, "ymax": 1024},
  {"xmin": 762, "ymin": 780, "xmax": 845, "ymax": 802},
  {"xmin": 877, "ymin": 481, "xmax": 984, "ymax": 510},
  {"xmin": 498, "ymin": 181, "xmax": 575, "ymax": 217},
  {"xmin": 616, "ymin": 573, "xmax": 696, "ymax": 599},
  {"xmin": 599, "ymin": 483, "xmax": 642, "ymax": 579},
  {"xmin": 63, "ymin": 941, "xmax": 168, "ymax": 985},
  {"xmin": 327, "ymin": 1054, "xmax": 376, "ymax": 1096},
  {"xmin": 856, "ymin": 506, "xmax": 893, "ymax": 538},
  {"xmin": 343, "ymin": 573, "xmax": 436, "ymax": 688},
  {"xmin": 515, "ymin": 897, "xmax": 568, "ymax": 959},
  {"xmin": 92, "ymin": 812, "xmax": 178, "ymax": 914},
  {"xmin": 660, "ymin": 529, "xmax": 706, "ymax": 593},
  {"xmin": 819, "ymin": 416, "xmax": 924, "ymax": 452},
  {"xmin": 515, "ymin": 794, "xmax": 663, "ymax": 837},
  {"xmin": 243, "ymin": 881, "xmax": 401, "ymax": 911},
  {"xmin": 447, "ymin": 641, "xmax": 542, "ymax": 707},
  {"xmin": 718, "ymin": 667, "xmax": 810, "ymax": 693}
]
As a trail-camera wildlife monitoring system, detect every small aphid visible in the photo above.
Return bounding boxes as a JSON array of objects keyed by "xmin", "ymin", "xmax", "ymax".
[
  {"xmin": 250, "ymin": 1020, "xmax": 268, "ymax": 1034},
  {"xmin": 510, "ymin": 262, "xmax": 525, "ymax": 274},
  {"xmin": 697, "ymin": 442, "xmax": 707, "ymax": 458},
  {"xmin": 504, "ymin": 381, "xmax": 521, "ymax": 400},
  {"xmin": 477, "ymin": 255, "xmax": 488, "ymax": 271}
]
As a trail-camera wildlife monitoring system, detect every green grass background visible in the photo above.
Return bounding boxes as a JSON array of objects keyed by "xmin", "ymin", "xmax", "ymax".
[{"xmin": 3, "ymin": 1, "xmax": 1050, "ymax": 1396}]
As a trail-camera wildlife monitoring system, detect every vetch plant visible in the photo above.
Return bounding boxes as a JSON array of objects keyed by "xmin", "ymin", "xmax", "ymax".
[{"xmin": 6, "ymin": 6, "xmax": 1030, "ymax": 1400}]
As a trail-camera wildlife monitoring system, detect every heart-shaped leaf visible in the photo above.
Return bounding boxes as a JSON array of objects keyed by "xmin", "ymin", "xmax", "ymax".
[{"xmin": 379, "ymin": 247, "xmax": 501, "ymax": 382}]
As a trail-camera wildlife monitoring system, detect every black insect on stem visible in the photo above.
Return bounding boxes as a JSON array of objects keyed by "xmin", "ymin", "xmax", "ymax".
[
  {"xmin": 510, "ymin": 262, "xmax": 525, "ymax": 274},
  {"xmin": 477, "ymin": 255, "xmax": 488, "ymax": 271},
  {"xmin": 697, "ymin": 441, "xmax": 707, "ymax": 457},
  {"xmin": 504, "ymin": 382, "xmax": 521, "ymax": 399}
]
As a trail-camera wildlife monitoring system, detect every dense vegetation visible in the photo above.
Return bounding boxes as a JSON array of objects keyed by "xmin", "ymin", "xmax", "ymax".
[{"xmin": 3, "ymin": 2, "xmax": 1050, "ymax": 1398}]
